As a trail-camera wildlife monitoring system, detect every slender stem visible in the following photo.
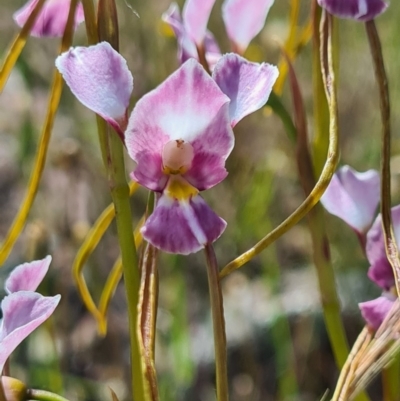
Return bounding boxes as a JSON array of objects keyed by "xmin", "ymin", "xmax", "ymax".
[
  {"xmin": 28, "ymin": 389, "xmax": 71, "ymax": 401},
  {"xmin": 204, "ymin": 244, "xmax": 229, "ymax": 401},
  {"xmin": 0, "ymin": 0, "xmax": 46, "ymax": 92},
  {"xmin": 285, "ymin": 41, "xmax": 350, "ymax": 369},
  {"xmin": 0, "ymin": 0, "xmax": 77, "ymax": 266},
  {"xmin": 219, "ymin": 11, "xmax": 340, "ymax": 279},
  {"xmin": 81, "ymin": 0, "xmax": 98, "ymax": 44},
  {"xmin": 365, "ymin": 21, "xmax": 400, "ymax": 297}
]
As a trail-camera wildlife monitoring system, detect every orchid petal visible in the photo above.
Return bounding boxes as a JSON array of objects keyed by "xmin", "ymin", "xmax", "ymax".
[
  {"xmin": 212, "ymin": 53, "xmax": 279, "ymax": 127},
  {"xmin": 162, "ymin": 3, "xmax": 198, "ymax": 63},
  {"xmin": 318, "ymin": 0, "xmax": 388, "ymax": 21},
  {"xmin": 359, "ymin": 293, "xmax": 395, "ymax": 330},
  {"xmin": 0, "ymin": 292, "xmax": 60, "ymax": 372},
  {"xmin": 320, "ymin": 166, "xmax": 380, "ymax": 234},
  {"xmin": 5, "ymin": 256, "xmax": 52, "ymax": 294},
  {"xmin": 14, "ymin": 0, "xmax": 84, "ymax": 37},
  {"xmin": 182, "ymin": 0, "xmax": 217, "ymax": 46},
  {"xmin": 129, "ymin": 153, "xmax": 168, "ymax": 192},
  {"xmin": 184, "ymin": 153, "xmax": 228, "ymax": 191},
  {"xmin": 366, "ymin": 205, "xmax": 400, "ymax": 289},
  {"xmin": 55, "ymin": 42, "xmax": 133, "ymax": 134},
  {"xmin": 141, "ymin": 194, "xmax": 226, "ymax": 254},
  {"xmin": 222, "ymin": 0, "xmax": 274, "ymax": 53},
  {"xmin": 126, "ymin": 59, "xmax": 233, "ymax": 190}
]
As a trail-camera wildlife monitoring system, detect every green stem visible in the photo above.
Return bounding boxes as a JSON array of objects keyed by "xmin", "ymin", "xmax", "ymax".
[
  {"xmin": 27, "ymin": 389, "xmax": 71, "ymax": 401},
  {"xmin": 204, "ymin": 244, "xmax": 229, "ymax": 401},
  {"xmin": 365, "ymin": 21, "xmax": 400, "ymax": 296},
  {"xmin": 219, "ymin": 10, "xmax": 340, "ymax": 280},
  {"xmin": 100, "ymin": 119, "xmax": 148, "ymax": 401}
]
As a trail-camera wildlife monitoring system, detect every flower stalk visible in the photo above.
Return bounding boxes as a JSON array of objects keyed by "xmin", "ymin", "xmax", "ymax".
[
  {"xmin": 365, "ymin": 20, "xmax": 400, "ymax": 297},
  {"xmin": 204, "ymin": 244, "xmax": 229, "ymax": 401}
]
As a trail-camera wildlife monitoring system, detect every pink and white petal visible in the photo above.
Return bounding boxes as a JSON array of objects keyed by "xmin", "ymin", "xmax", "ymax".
[
  {"xmin": 55, "ymin": 42, "xmax": 133, "ymax": 133},
  {"xmin": 184, "ymin": 153, "xmax": 228, "ymax": 190},
  {"xmin": 126, "ymin": 59, "xmax": 233, "ymax": 166},
  {"xmin": 318, "ymin": 0, "xmax": 388, "ymax": 21},
  {"xmin": 162, "ymin": 3, "xmax": 198, "ymax": 64},
  {"xmin": 366, "ymin": 205, "xmax": 400, "ymax": 289},
  {"xmin": 0, "ymin": 292, "xmax": 60, "ymax": 372},
  {"xmin": 222, "ymin": 0, "xmax": 274, "ymax": 53},
  {"xmin": 129, "ymin": 153, "xmax": 168, "ymax": 192},
  {"xmin": 14, "ymin": 0, "xmax": 84, "ymax": 37},
  {"xmin": 212, "ymin": 53, "xmax": 279, "ymax": 127},
  {"xmin": 141, "ymin": 194, "xmax": 226, "ymax": 255},
  {"xmin": 321, "ymin": 166, "xmax": 380, "ymax": 234},
  {"xmin": 182, "ymin": 0, "xmax": 217, "ymax": 46},
  {"xmin": 359, "ymin": 293, "xmax": 395, "ymax": 331},
  {"xmin": 5, "ymin": 256, "xmax": 52, "ymax": 294}
]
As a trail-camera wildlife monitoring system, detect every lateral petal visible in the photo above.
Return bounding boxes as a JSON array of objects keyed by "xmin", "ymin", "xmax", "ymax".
[
  {"xmin": 141, "ymin": 193, "xmax": 226, "ymax": 255},
  {"xmin": 366, "ymin": 205, "xmax": 400, "ymax": 290},
  {"xmin": 14, "ymin": 0, "xmax": 84, "ymax": 37},
  {"xmin": 222, "ymin": 0, "xmax": 274, "ymax": 53},
  {"xmin": 56, "ymin": 42, "xmax": 133, "ymax": 134},
  {"xmin": 182, "ymin": 0, "xmax": 217, "ymax": 46},
  {"xmin": 320, "ymin": 166, "xmax": 380, "ymax": 234},
  {"xmin": 0, "ymin": 292, "xmax": 60, "ymax": 372},
  {"xmin": 212, "ymin": 53, "xmax": 278, "ymax": 127},
  {"xmin": 359, "ymin": 293, "xmax": 395, "ymax": 330},
  {"xmin": 317, "ymin": 0, "xmax": 388, "ymax": 21},
  {"xmin": 5, "ymin": 256, "xmax": 52, "ymax": 294}
]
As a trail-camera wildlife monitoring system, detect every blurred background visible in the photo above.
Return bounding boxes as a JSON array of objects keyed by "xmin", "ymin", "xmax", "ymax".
[{"xmin": 0, "ymin": 0, "xmax": 400, "ymax": 400}]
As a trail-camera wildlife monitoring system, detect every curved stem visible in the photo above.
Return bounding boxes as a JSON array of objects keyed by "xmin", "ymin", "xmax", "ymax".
[
  {"xmin": 0, "ymin": 0, "xmax": 78, "ymax": 266},
  {"xmin": 365, "ymin": 21, "xmax": 400, "ymax": 296},
  {"xmin": 205, "ymin": 244, "xmax": 229, "ymax": 401},
  {"xmin": 220, "ymin": 11, "xmax": 339, "ymax": 279},
  {"xmin": 0, "ymin": 0, "xmax": 46, "ymax": 92}
]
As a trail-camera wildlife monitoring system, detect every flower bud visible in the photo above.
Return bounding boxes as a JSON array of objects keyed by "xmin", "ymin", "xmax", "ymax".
[{"xmin": 1, "ymin": 377, "xmax": 27, "ymax": 401}]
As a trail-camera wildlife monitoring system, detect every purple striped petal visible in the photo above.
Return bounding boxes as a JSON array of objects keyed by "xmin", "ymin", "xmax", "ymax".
[
  {"xmin": 141, "ymin": 193, "xmax": 226, "ymax": 254},
  {"xmin": 130, "ymin": 153, "xmax": 168, "ymax": 192},
  {"xmin": 222, "ymin": 0, "xmax": 274, "ymax": 53},
  {"xmin": 366, "ymin": 205, "xmax": 400, "ymax": 290},
  {"xmin": 55, "ymin": 42, "xmax": 133, "ymax": 135},
  {"xmin": 126, "ymin": 59, "xmax": 233, "ymax": 190},
  {"xmin": 318, "ymin": 0, "xmax": 388, "ymax": 21},
  {"xmin": 359, "ymin": 293, "xmax": 395, "ymax": 330},
  {"xmin": 182, "ymin": 0, "xmax": 217, "ymax": 46},
  {"xmin": 320, "ymin": 166, "xmax": 380, "ymax": 234},
  {"xmin": 5, "ymin": 256, "xmax": 51, "ymax": 294},
  {"xmin": 212, "ymin": 53, "xmax": 279, "ymax": 127},
  {"xmin": 14, "ymin": 0, "xmax": 84, "ymax": 37},
  {"xmin": 0, "ymin": 292, "xmax": 60, "ymax": 372}
]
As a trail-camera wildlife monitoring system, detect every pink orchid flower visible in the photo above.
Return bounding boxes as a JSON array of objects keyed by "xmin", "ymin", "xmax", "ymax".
[
  {"xmin": 56, "ymin": 42, "xmax": 279, "ymax": 254},
  {"xmin": 361, "ymin": 206, "xmax": 400, "ymax": 330},
  {"xmin": 318, "ymin": 0, "xmax": 388, "ymax": 21},
  {"xmin": 0, "ymin": 256, "xmax": 60, "ymax": 373},
  {"xmin": 320, "ymin": 165, "xmax": 380, "ymax": 235},
  {"xmin": 13, "ymin": 0, "xmax": 84, "ymax": 37},
  {"xmin": 163, "ymin": 0, "xmax": 275, "ymax": 66}
]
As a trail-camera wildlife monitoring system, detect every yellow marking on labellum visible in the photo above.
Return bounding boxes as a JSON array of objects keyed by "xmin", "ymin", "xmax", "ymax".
[
  {"xmin": 162, "ymin": 139, "xmax": 194, "ymax": 175},
  {"xmin": 165, "ymin": 175, "xmax": 198, "ymax": 201}
]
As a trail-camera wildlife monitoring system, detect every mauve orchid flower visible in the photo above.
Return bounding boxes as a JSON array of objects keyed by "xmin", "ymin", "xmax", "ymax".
[
  {"xmin": 162, "ymin": 0, "xmax": 274, "ymax": 66},
  {"xmin": 0, "ymin": 256, "xmax": 60, "ymax": 373},
  {"xmin": 357, "ymin": 206, "xmax": 400, "ymax": 330},
  {"xmin": 359, "ymin": 292, "xmax": 396, "ymax": 330},
  {"xmin": 366, "ymin": 205, "xmax": 400, "ymax": 290},
  {"xmin": 317, "ymin": 0, "xmax": 388, "ymax": 21},
  {"xmin": 320, "ymin": 165, "xmax": 380, "ymax": 235},
  {"xmin": 55, "ymin": 43, "xmax": 279, "ymax": 254},
  {"xmin": 14, "ymin": 0, "xmax": 84, "ymax": 37}
]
